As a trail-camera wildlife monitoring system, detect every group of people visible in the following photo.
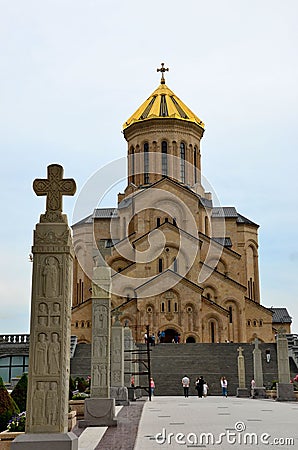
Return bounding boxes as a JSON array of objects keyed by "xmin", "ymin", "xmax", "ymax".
[{"xmin": 181, "ymin": 375, "xmax": 228, "ymax": 398}]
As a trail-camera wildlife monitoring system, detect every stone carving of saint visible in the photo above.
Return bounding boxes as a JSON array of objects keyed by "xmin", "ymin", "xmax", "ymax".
[
  {"xmin": 46, "ymin": 382, "xmax": 58, "ymax": 425},
  {"xmin": 35, "ymin": 333, "xmax": 47, "ymax": 375},
  {"xmin": 42, "ymin": 257, "xmax": 58, "ymax": 298},
  {"xmin": 33, "ymin": 382, "xmax": 45, "ymax": 425},
  {"xmin": 100, "ymin": 365, "xmax": 107, "ymax": 386},
  {"xmin": 38, "ymin": 303, "xmax": 48, "ymax": 326},
  {"xmin": 95, "ymin": 305, "xmax": 107, "ymax": 330},
  {"xmin": 99, "ymin": 337, "xmax": 107, "ymax": 359},
  {"xmin": 48, "ymin": 333, "xmax": 60, "ymax": 374},
  {"xmin": 93, "ymin": 364, "xmax": 100, "ymax": 386},
  {"xmin": 51, "ymin": 302, "xmax": 60, "ymax": 325},
  {"xmin": 93, "ymin": 337, "xmax": 100, "ymax": 359}
]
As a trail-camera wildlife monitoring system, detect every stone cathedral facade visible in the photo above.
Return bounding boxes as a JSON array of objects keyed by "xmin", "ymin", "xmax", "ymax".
[{"xmin": 71, "ymin": 66, "xmax": 288, "ymax": 344}]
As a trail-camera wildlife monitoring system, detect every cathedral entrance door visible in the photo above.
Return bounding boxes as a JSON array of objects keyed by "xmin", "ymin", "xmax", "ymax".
[{"xmin": 164, "ymin": 329, "xmax": 177, "ymax": 343}]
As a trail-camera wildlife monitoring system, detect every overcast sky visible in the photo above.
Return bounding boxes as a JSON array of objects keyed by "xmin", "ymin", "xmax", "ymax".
[{"xmin": 0, "ymin": 0, "xmax": 297, "ymax": 334}]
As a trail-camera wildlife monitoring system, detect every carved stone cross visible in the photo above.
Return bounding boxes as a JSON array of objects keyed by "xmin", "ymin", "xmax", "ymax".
[
  {"xmin": 237, "ymin": 346, "xmax": 244, "ymax": 357},
  {"xmin": 157, "ymin": 62, "xmax": 169, "ymax": 84},
  {"xmin": 33, "ymin": 164, "xmax": 76, "ymax": 222},
  {"xmin": 112, "ymin": 308, "xmax": 123, "ymax": 326},
  {"xmin": 253, "ymin": 337, "xmax": 259, "ymax": 349}
]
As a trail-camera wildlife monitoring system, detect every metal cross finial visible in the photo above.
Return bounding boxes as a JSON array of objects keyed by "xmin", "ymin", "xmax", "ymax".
[
  {"xmin": 33, "ymin": 164, "xmax": 76, "ymax": 222},
  {"xmin": 157, "ymin": 63, "xmax": 169, "ymax": 84}
]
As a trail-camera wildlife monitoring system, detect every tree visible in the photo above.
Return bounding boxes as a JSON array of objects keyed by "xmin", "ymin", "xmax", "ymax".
[
  {"xmin": 0, "ymin": 376, "xmax": 19, "ymax": 432},
  {"xmin": 11, "ymin": 373, "xmax": 28, "ymax": 413}
]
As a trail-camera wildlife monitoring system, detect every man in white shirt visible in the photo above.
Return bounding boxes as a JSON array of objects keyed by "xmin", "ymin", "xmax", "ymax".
[{"xmin": 182, "ymin": 375, "xmax": 190, "ymax": 398}]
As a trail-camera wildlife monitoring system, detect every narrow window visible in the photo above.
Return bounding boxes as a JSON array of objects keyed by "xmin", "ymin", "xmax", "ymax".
[
  {"xmin": 168, "ymin": 300, "xmax": 171, "ymax": 312},
  {"xmin": 205, "ymin": 216, "xmax": 209, "ymax": 235},
  {"xmin": 174, "ymin": 302, "xmax": 178, "ymax": 312},
  {"xmin": 173, "ymin": 217, "xmax": 177, "ymax": 226},
  {"xmin": 247, "ymin": 320, "xmax": 251, "ymax": 326},
  {"xmin": 162, "ymin": 141, "xmax": 168, "ymax": 176},
  {"xmin": 144, "ymin": 142, "xmax": 149, "ymax": 184},
  {"xmin": 75, "ymin": 321, "xmax": 79, "ymax": 328},
  {"xmin": 131, "ymin": 147, "xmax": 135, "ymax": 183},
  {"xmin": 161, "ymin": 302, "xmax": 165, "ymax": 312},
  {"xmin": 229, "ymin": 306, "xmax": 233, "ymax": 323},
  {"xmin": 173, "ymin": 259, "xmax": 178, "ymax": 273},
  {"xmin": 165, "ymin": 217, "xmax": 168, "ymax": 223},
  {"xmin": 157, "ymin": 217, "xmax": 161, "ymax": 227},
  {"xmin": 206, "ymin": 293, "xmax": 211, "ymax": 300},
  {"xmin": 180, "ymin": 142, "xmax": 185, "ymax": 183},
  {"xmin": 210, "ymin": 322, "xmax": 215, "ymax": 343},
  {"xmin": 194, "ymin": 147, "xmax": 197, "ymax": 183},
  {"xmin": 158, "ymin": 258, "xmax": 163, "ymax": 273}
]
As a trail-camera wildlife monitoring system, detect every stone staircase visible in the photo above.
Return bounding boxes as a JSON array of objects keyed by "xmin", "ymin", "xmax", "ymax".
[
  {"xmin": 138, "ymin": 343, "xmax": 278, "ymax": 396},
  {"xmin": 70, "ymin": 343, "xmax": 91, "ymax": 379}
]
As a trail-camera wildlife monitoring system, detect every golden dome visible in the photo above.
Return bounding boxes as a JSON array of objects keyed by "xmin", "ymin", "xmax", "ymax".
[{"xmin": 123, "ymin": 77, "xmax": 205, "ymax": 130}]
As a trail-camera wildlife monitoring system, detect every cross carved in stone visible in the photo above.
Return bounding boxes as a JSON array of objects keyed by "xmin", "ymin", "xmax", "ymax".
[
  {"xmin": 112, "ymin": 308, "xmax": 123, "ymax": 326},
  {"xmin": 157, "ymin": 63, "xmax": 169, "ymax": 84},
  {"xmin": 253, "ymin": 337, "xmax": 259, "ymax": 349},
  {"xmin": 33, "ymin": 164, "xmax": 76, "ymax": 221},
  {"xmin": 237, "ymin": 346, "xmax": 244, "ymax": 357}
]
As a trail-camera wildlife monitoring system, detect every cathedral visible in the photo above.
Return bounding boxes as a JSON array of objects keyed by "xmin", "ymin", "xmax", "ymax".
[{"xmin": 71, "ymin": 65, "xmax": 291, "ymax": 344}]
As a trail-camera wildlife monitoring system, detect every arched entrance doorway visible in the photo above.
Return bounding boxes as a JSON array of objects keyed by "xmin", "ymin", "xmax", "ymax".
[
  {"xmin": 186, "ymin": 336, "xmax": 196, "ymax": 343},
  {"xmin": 164, "ymin": 329, "xmax": 177, "ymax": 343}
]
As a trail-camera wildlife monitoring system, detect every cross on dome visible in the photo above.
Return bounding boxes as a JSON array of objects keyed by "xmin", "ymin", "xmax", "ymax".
[{"xmin": 157, "ymin": 63, "xmax": 169, "ymax": 84}]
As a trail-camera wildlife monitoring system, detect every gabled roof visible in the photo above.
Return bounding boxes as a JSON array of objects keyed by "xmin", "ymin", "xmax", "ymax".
[
  {"xmin": 212, "ymin": 207, "xmax": 258, "ymax": 227},
  {"xmin": 135, "ymin": 269, "xmax": 204, "ymax": 296},
  {"xmin": 269, "ymin": 307, "xmax": 292, "ymax": 323}
]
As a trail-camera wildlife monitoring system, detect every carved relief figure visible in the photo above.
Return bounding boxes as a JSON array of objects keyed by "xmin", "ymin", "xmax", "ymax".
[
  {"xmin": 93, "ymin": 337, "xmax": 100, "ymax": 359},
  {"xmin": 51, "ymin": 302, "xmax": 60, "ymax": 325},
  {"xmin": 42, "ymin": 256, "xmax": 59, "ymax": 298},
  {"xmin": 46, "ymin": 382, "xmax": 58, "ymax": 425},
  {"xmin": 38, "ymin": 303, "xmax": 48, "ymax": 326},
  {"xmin": 100, "ymin": 365, "xmax": 107, "ymax": 385},
  {"xmin": 35, "ymin": 333, "xmax": 47, "ymax": 375},
  {"xmin": 33, "ymin": 382, "xmax": 45, "ymax": 425},
  {"xmin": 48, "ymin": 332, "xmax": 60, "ymax": 374},
  {"xmin": 94, "ymin": 305, "xmax": 108, "ymax": 330},
  {"xmin": 99, "ymin": 336, "xmax": 107, "ymax": 358},
  {"xmin": 93, "ymin": 364, "xmax": 100, "ymax": 386}
]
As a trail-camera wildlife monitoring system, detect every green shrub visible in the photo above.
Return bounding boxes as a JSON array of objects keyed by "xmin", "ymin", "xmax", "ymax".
[
  {"xmin": 75, "ymin": 377, "xmax": 89, "ymax": 392},
  {"xmin": 0, "ymin": 376, "xmax": 20, "ymax": 432},
  {"xmin": 11, "ymin": 373, "xmax": 28, "ymax": 413}
]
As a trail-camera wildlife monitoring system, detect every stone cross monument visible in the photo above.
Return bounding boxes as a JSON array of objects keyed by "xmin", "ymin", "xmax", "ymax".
[
  {"xmin": 12, "ymin": 164, "xmax": 78, "ymax": 450},
  {"xmin": 252, "ymin": 338, "xmax": 266, "ymax": 398},
  {"xmin": 110, "ymin": 310, "xmax": 129, "ymax": 405},
  {"xmin": 236, "ymin": 346, "xmax": 249, "ymax": 398},
  {"xmin": 276, "ymin": 329, "xmax": 295, "ymax": 401},
  {"xmin": 79, "ymin": 265, "xmax": 117, "ymax": 427}
]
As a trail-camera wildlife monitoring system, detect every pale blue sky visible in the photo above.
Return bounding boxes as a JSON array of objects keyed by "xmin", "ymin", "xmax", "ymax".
[{"xmin": 0, "ymin": 0, "xmax": 297, "ymax": 333}]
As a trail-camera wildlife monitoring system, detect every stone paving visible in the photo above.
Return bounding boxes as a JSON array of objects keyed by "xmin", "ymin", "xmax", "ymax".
[{"xmin": 134, "ymin": 396, "xmax": 298, "ymax": 450}]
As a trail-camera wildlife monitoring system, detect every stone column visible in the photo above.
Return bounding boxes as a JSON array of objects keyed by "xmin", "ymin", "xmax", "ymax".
[
  {"xmin": 12, "ymin": 164, "xmax": 78, "ymax": 450},
  {"xmin": 252, "ymin": 338, "xmax": 266, "ymax": 398},
  {"xmin": 276, "ymin": 330, "xmax": 295, "ymax": 401},
  {"xmin": 79, "ymin": 266, "xmax": 117, "ymax": 427},
  {"xmin": 236, "ymin": 346, "xmax": 249, "ymax": 398},
  {"xmin": 110, "ymin": 312, "xmax": 129, "ymax": 405}
]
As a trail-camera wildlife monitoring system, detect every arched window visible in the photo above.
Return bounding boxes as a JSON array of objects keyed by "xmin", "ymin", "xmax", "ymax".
[
  {"xmin": 157, "ymin": 217, "xmax": 161, "ymax": 227},
  {"xmin": 204, "ymin": 216, "xmax": 209, "ymax": 235},
  {"xmin": 247, "ymin": 319, "xmax": 251, "ymax": 326},
  {"xmin": 194, "ymin": 147, "xmax": 197, "ymax": 183},
  {"xmin": 144, "ymin": 142, "xmax": 149, "ymax": 184},
  {"xmin": 131, "ymin": 147, "xmax": 135, "ymax": 183},
  {"xmin": 173, "ymin": 259, "xmax": 178, "ymax": 273},
  {"xmin": 162, "ymin": 141, "xmax": 168, "ymax": 176},
  {"xmin": 158, "ymin": 258, "xmax": 163, "ymax": 273},
  {"xmin": 161, "ymin": 302, "xmax": 165, "ymax": 312},
  {"xmin": 210, "ymin": 322, "xmax": 215, "ymax": 343},
  {"xmin": 180, "ymin": 142, "xmax": 186, "ymax": 183},
  {"xmin": 174, "ymin": 302, "xmax": 178, "ymax": 312},
  {"xmin": 229, "ymin": 306, "xmax": 233, "ymax": 323},
  {"xmin": 168, "ymin": 300, "xmax": 171, "ymax": 312}
]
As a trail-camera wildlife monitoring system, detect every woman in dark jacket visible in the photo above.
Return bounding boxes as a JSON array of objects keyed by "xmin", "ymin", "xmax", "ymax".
[{"xmin": 195, "ymin": 376, "xmax": 205, "ymax": 398}]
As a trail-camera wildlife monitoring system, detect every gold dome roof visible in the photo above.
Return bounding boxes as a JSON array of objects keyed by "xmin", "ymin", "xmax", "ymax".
[{"xmin": 123, "ymin": 71, "xmax": 205, "ymax": 130}]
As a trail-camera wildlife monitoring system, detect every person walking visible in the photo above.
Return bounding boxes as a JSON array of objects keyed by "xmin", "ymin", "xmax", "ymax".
[
  {"xmin": 195, "ymin": 376, "xmax": 204, "ymax": 398},
  {"xmin": 221, "ymin": 376, "xmax": 228, "ymax": 397},
  {"xmin": 203, "ymin": 380, "xmax": 209, "ymax": 398},
  {"xmin": 150, "ymin": 377, "xmax": 155, "ymax": 396}
]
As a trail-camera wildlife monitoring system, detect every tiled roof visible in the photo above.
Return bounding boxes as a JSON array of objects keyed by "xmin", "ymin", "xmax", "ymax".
[
  {"xmin": 212, "ymin": 207, "xmax": 238, "ymax": 218},
  {"xmin": 93, "ymin": 208, "xmax": 118, "ymax": 218},
  {"xmin": 212, "ymin": 237, "xmax": 232, "ymax": 248},
  {"xmin": 270, "ymin": 307, "xmax": 292, "ymax": 323}
]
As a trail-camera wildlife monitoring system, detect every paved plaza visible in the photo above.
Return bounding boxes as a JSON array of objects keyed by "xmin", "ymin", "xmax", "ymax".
[
  {"xmin": 75, "ymin": 396, "xmax": 298, "ymax": 449},
  {"xmin": 134, "ymin": 396, "xmax": 298, "ymax": 449}
]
